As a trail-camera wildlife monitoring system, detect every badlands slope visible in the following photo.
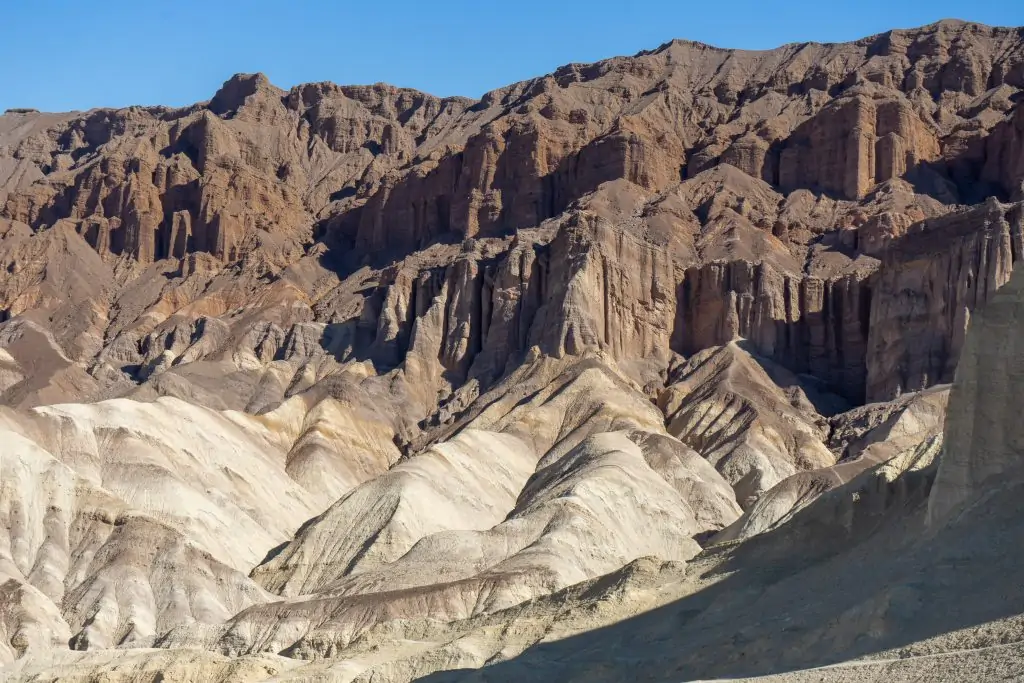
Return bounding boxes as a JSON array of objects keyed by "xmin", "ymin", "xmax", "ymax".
[{"xmin": 0, "ymin": 341, "xmax": 953, "ymax": 680}]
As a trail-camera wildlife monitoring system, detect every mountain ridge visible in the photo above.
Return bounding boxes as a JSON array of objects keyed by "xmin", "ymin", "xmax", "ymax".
[{"xmin": 8, "ymin": 18, "xmax": 1021, "ymax": 116}]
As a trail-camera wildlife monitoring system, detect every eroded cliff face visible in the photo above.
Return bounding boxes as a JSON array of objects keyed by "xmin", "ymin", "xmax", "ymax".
[
  {"xmin": 3, "ymin": 22, "xmax": 1024, "ymax": 271},
  {"xmin": 677, "ymin": 261, "xmax": 875, "ymax": 401},
  {"xmin": 867, "ymin": 199, "xmax": 1024, "ymax": 400},
  {"xmin": 1, "ymin": 74, "xmax": 470, "ymax": 264},
  {"xmin": 0, "ymin": 20, "xmax": 1022, "ymax": 580}
]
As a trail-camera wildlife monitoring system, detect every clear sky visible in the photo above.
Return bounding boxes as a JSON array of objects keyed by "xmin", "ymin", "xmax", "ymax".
[{"xmin": 2, "ymin": 0, "xmax": 1023, "ymax": 112}]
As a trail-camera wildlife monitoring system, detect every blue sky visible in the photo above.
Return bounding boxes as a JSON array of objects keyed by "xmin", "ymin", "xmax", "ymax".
[{"xmin": 2, "ymin": 0, "xmax": 1023, "ymax": 112}]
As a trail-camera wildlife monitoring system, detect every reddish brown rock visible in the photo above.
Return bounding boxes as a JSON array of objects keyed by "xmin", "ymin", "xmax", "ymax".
[{"xmin": 0, "ymin": 19, "xmax": 1021, "ymax": 420}]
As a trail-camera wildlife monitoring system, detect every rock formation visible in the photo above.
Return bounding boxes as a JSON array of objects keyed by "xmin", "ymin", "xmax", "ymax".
[
  {"xmin": 928, "ymin": 261, "xmax": 1024, "ymax": 525},
  {"xmin": 2, "ymin": 17, "xmax": 1024, "ymax": 683}
]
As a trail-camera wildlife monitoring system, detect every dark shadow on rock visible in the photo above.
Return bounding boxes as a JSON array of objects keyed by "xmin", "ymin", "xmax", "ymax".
[
  {"xmin": 673, "ymin": 264, "xmax": 871, "ymax": 405},
  {"xmin": 416, "ymin": 468, "xmax": 1024, "ymax": 682},
  {"xmin": 735, "ymin": 338, "xmax": 851, "ymax": 417}
]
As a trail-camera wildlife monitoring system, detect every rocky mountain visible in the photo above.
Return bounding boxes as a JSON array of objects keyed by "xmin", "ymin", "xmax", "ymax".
[{"xmin": 2, "ymin": 18, "xmax": 1024, "ymax": 682}]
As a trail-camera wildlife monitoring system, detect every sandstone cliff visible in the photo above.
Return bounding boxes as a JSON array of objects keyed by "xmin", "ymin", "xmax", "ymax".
[{"xmin": 1, "ymin": 21, "xmax": 1023, "ymax": 411}]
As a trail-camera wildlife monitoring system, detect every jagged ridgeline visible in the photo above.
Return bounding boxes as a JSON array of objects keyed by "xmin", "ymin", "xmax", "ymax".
[
  {"xmin": 0, "ymin": 20, "xmax": 1022, "ymax": 413},
  {"xmin": 2, "ymin": 18, "xmax": 1024, "ymax": 683}
]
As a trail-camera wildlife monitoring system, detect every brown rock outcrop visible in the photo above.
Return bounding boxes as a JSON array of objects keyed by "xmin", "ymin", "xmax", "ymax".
[
  {"xmin": 677, "ymin": 260, "xmax": 875, "ymax": 401},
  {"xmin": 866, "ymin": 199, "xmax": 1023, "ymax": 400},
  {"xmin": 777, "ymin": 92, "xmax": 940, "ymax": 199},
  {"xmin": 1, "ymin": 75, "xmax": 470, "ymax": 265}
]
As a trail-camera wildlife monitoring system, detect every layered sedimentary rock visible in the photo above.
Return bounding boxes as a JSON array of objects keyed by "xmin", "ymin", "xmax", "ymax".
[
  {"xmin": 659, "ymin": 343, "xmax": 838, "ymax": 508},
  {"xmin": 0, "ymin": 392, "xmax": 401, "ymax": 655},
  {"xmin": 866, "ymin": 199, "xmax": 1024, "ymax": 400},
  {"xmin": 715, "ymin": 385, "xmax": 948, "ymax": 542},
  {"xmin": 1, "ymin": 75, "xmax": 469, "ymax": 265},
  {"xmin": 776, "ymin": 92, "xmax": 940, "ymax": 200},
  {"xmin": 2, "ymin": 18, "xmax": 1024, "ymax": 683},
  {"xmin": 677, "ymin": 260, "xmax": 875, "ymax": 401},
  {"xmin": 0, "ymin": 21, "xmax": 1021, "ymax": 412}
]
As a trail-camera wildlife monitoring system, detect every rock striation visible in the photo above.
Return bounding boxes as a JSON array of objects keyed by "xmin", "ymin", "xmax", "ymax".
[{"xmin": 0, "ymin": 21, "xmax": 1022, "ymax": 410}]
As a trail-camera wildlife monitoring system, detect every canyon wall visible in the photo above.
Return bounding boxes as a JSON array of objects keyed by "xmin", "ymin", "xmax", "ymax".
[{"xmin": 0, "ymin": 21, "xmax": 1023, "ymax": 410}]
